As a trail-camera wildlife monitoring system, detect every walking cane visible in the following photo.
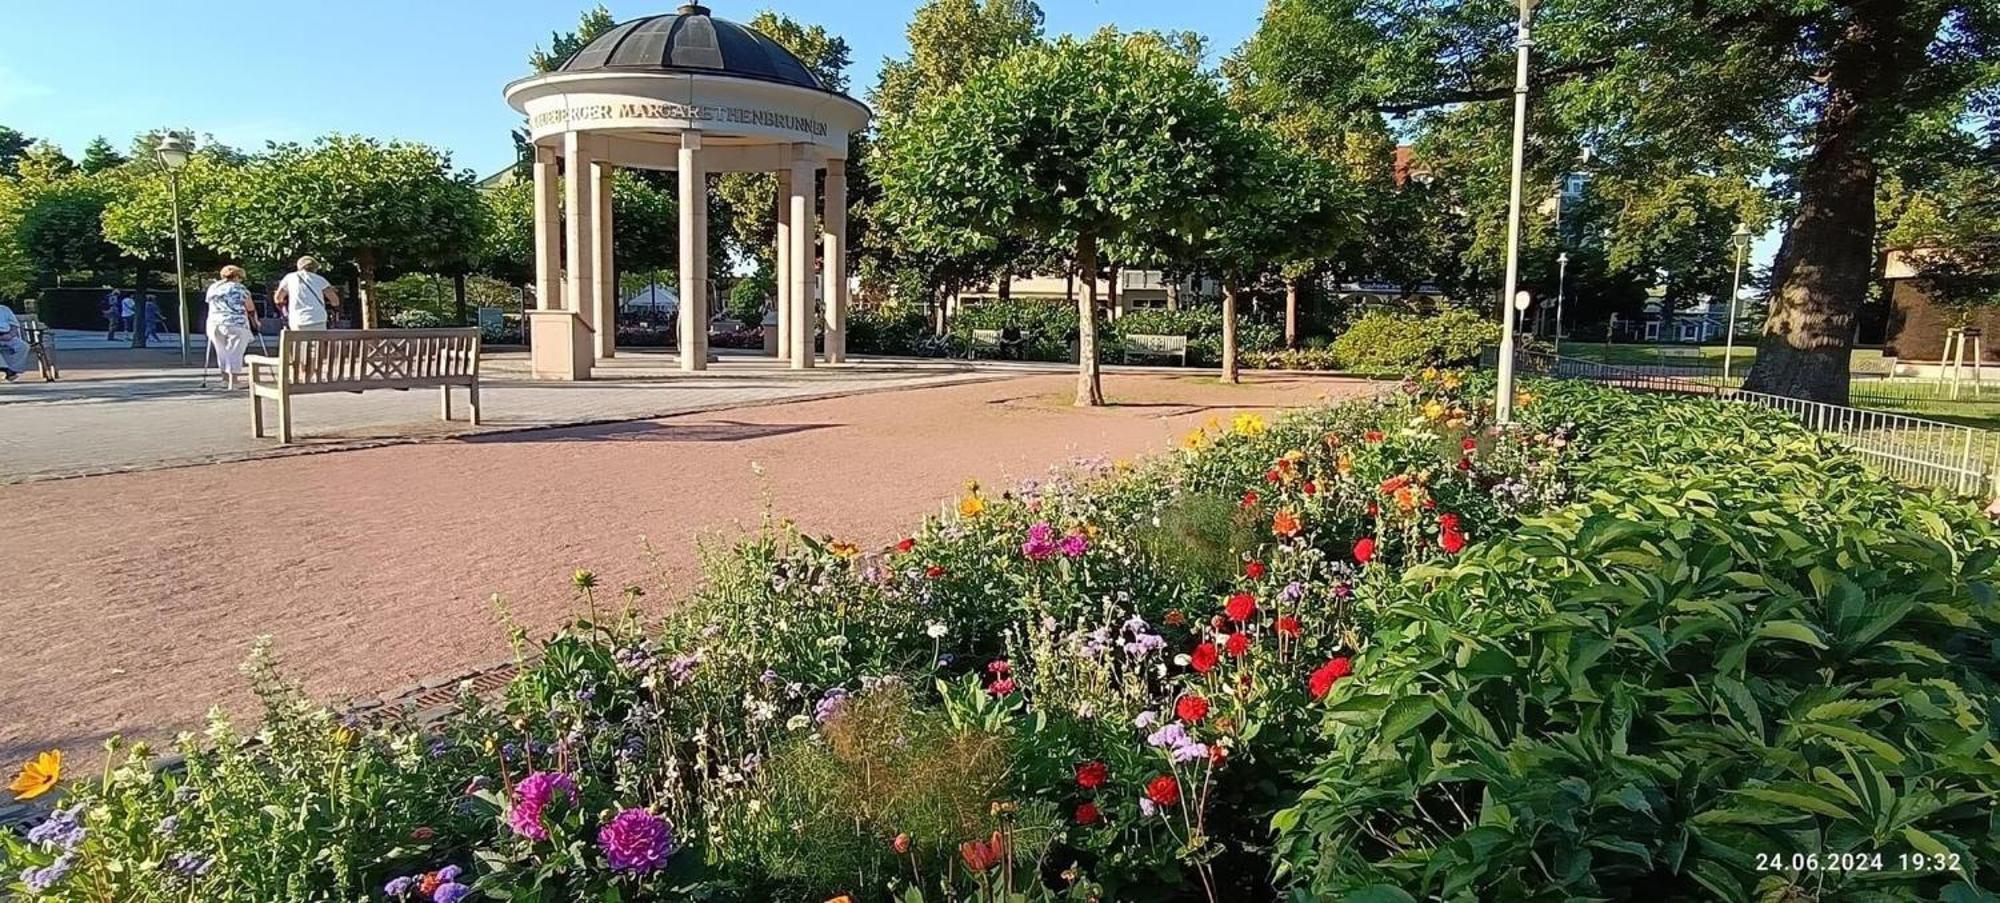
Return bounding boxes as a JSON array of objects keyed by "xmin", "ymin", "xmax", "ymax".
[{"xmin": 200, "ymin": 333, "xmax": 214, "ymax": 388}]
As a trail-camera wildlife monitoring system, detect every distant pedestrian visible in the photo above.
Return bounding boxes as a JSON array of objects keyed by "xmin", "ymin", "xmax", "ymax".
[
  {"xmin": 102, "ymin": 290, "xmax": 122, "ymax": 340},
  {"xmin": 273, "ymin": 256, "xmax": 340, "ymax": 331},
  {"xmin": 0, "ymin": 304, "xmax": 30, "ymax": 382},
  {"xmin": 205, "ymin": 266, "xmax": 261, "ymax": 389},
  {"xmin": 143, "ymin": 296, "xmax": 166, "ymax": 341},
  {"xmin": 120, "ymin": 293, "xmax": 136, "ymax": 336}
]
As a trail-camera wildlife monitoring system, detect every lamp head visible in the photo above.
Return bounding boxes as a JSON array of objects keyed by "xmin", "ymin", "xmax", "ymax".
[
  {"xmin": 1513, "ymin": 290, "xmax": 1533, "ymax": 311},
  {"xmin": 1557, "ymin": 251, "xmax": 1569, "ymax": 265},
  {"xmin": 1731, "ymin": 222, "xmax": 1753, "ymax": 251},
  {"xmin": 155, "ymin": 132, "xmax": 192, "ymax": 171}
]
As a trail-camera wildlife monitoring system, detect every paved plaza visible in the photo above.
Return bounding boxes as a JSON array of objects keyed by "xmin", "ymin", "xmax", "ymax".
[
  {"xmin": 0, "ymin": 342, "xmax": 1376, "ymax": 765},
  {"xmin": 0, "ymin": 331, "xmax": 1051, "ymax": 482}
]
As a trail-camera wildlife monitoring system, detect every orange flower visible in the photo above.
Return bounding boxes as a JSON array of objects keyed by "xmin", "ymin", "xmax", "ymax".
[
  {"xmin": 959, "ymin": 831, "xmax": 1008, "ymax": 872},
  {"xmin": 827, "ymin": 897, "xmax": 856, "ymax": 903},
  {"xmin": 1272, "ymin": 509, "xmax": 1302, "ymax": 537},
  {"xmin": 1394, "ymin": 486, "xmax": 1421, "ymax": 511},
  {"xmin": 8, "ymin": 749, "xmax": 61, "ymax": 800}
]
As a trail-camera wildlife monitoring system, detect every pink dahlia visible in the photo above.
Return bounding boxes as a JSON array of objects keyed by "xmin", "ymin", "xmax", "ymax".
[
  {"xmin": 597, "ymin": 808, "xmax": 677, "ymax": 873},
  {"xmin": 506, "ymin": 771, "xmax": 576, "ymax": 841}
]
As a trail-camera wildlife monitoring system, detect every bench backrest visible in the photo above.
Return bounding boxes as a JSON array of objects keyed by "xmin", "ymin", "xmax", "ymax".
[
  {"xmin": 279, "ymin": 328, "xmax": 480, "ymax": 389},
  {"xmin": 969, "ymin": 328, "xmax": 1003, "ymax": 347},
  {"xmin": 1125, "ymin": 333, "xmax": 1189, "ymax": 355}
]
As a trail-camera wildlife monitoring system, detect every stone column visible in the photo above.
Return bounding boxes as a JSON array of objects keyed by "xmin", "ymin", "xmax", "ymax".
[
  {"xmin": 822, "ymin": 158, "xmax": 849, "ymax": 363},
  {"xmin": 775, "ymin": 169, "xmax": 793, "ymax": 361},
  {"xmin": 593, "ymin": 160, "xmax": 617, "ymax": 359},
  {"xmin": 788, "ymin": 149, "xmax": 816, "ymax": 370},
  {"xmin": 677, "ymin": 131, "xmax": 709, "ymax": 371},
  {"xmin": 531, "ymin": 144, "xmax": 560, "ymax": 311},
  {"xmin": 564, "ymin": 132, "xmax": 596, "ymax": 325}
]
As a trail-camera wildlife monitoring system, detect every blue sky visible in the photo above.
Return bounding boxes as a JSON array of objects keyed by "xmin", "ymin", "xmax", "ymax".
[{"xmin": 0, "ymin": 0, "xmax": 1258, "ymax": 178}]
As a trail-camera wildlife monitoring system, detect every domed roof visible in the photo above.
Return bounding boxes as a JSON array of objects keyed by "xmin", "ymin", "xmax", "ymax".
[{"xmin": 558, "ymin": 4, "xmax": 825, "ymax": 93}]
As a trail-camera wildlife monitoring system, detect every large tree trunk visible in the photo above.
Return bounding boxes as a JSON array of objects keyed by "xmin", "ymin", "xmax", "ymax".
[
  {"xmin": 1222, "ymin": 280, "xmax": 1241, "ymax": 384},
  {"xmin": 1742, "ymin": 1, "xmax": 1943, "ymax": 403},
  {"xmin": 357, "ymin": 252, "xmax": 379, "ymax": 329},
  {"xmin": 1075, "ymin": 234, "xmax": 1105, "ymax": 406},
  {"xmin": 999, "ymin": 270, "xmax": 1011, "ymax": 303},
  {"xmin": 1284, "ymin": 276, "xmax": 1301, "ymax": 348},
  {"xmin": 453, "ymin": 273, "xmax": 468, "ymax": 325},
  {"xmin": 1107, "ymin": 263, "xmax": 1122, "ymax": 320}
]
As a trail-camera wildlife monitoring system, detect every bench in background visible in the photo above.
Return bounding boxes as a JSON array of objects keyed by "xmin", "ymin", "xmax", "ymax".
[
  {"xmin": 247, "ymin": 328, "xmax": 481, "ymax": 443},
  {"xmin": 1122, "ymin": 333, "xmax": 1189, "ymax": 367}
]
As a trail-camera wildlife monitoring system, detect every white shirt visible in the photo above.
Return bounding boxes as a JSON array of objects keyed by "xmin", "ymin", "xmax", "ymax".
[
  {"xmin": 120, "ymin": 298, "xmax": 135, "ymax": 317},
  {"xmin": 279, "ymin": 271, "xmax": 332, "ymax": 329}
]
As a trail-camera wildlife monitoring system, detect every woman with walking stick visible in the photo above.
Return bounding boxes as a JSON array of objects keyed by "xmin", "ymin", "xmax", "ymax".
[{"xmin": 204, "ymin": 266, "xmax": 260, "ymax": 389}]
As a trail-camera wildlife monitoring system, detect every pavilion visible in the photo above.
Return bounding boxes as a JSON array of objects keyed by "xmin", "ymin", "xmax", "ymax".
[{"xmin": 504, "ymin": 3, "xmax": 871, "ymax": 379}]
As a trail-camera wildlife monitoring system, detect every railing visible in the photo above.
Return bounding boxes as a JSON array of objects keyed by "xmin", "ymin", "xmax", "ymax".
[{"xmin": 1514, "ymin": 350, "xmax": 2000, "ymax": 497}]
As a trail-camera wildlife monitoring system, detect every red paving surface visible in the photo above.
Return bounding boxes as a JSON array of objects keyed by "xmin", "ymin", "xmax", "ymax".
[{"xmin": 2, "ymin": 372, "xmax": 1374, "ymax": 764}]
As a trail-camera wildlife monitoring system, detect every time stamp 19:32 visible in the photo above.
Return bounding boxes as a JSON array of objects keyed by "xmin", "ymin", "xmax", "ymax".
[{"xmin": 1755, "ymin": 852, "xmax": 1964, "ymax": 873}]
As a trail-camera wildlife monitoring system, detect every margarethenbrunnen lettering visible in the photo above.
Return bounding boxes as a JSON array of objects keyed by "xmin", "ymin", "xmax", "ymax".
[{"xmin": 532, "ymin": 103, "xmax": 829, "ymax": 137}]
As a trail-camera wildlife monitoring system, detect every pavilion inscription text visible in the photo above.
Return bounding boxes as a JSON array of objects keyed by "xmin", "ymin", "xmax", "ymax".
[{"xmin": 534, "ymin": 103, "xmax": 829, "ymax": 137}]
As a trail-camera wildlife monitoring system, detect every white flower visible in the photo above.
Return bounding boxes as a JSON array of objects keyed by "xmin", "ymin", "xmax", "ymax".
[
  {"xmin": 785, "ymin": 714, "xmax": 810, "ymax": 731},
  {"xmin": 926, "ymin": 622, "xmax": 949, "ymax": 639}
]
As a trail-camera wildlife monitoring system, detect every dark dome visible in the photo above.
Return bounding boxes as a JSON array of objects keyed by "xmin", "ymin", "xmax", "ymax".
[{"xmin": 558, "ymin": 4, "xmax": 825, "ymax": 92}]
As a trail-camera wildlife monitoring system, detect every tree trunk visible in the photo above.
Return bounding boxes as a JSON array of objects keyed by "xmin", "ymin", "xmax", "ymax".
[
  {"xmin": 999, "ymin": 270, "xmax": 1011, "ymax": 303},
  {"xmin": 454, "ymin": 273, "xmax": 469, "ymax": 325},
  {"xmin": 1065, "ymin": 266, "xmax": 1075, "ymax": 305},
  {"xmin": 1222, "ymin": 280, "xmax": 1241, "ymax": 384},
  {"xmin": 1167, "ymin": 278, "xmax": 1181, "ymax": 311},
  {"xmin": 1742, "ymin": 1, "xmax": 1943, "ymax": 403},
  {"xmin": 1284, "ymin": 276, "xmax": 1301, "ymax": 349},
  {"xmin": 357, "ymin": 252, "xmax": 379, "ymax": 329},
  {"xmin": 1107, "ymin": 263, "xmax": 1122, "ymax": 320},
  {"xmin": 1075, "ymin": 234, "xmax": 1105, "ymax": 406}
]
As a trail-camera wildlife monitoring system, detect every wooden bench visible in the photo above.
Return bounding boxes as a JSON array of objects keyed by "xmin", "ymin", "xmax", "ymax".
[
  {"xmin": 247, "ymin": 328, "xmax": 481, "ymax": 443},
  {"xmin": 20, "ymin": 319, "xmax": 57, "ymax": 381},
  {"xmin": 1122, "ymin": 333, "xmax": 1189, "ymax": 366},
  {"xmin": 1851, "ymin": 353, "xmax": 1900, "ymax": 379},
  {"xmin": 967, "ymin": 327, "xmax": 1030, "ymax": 360}
]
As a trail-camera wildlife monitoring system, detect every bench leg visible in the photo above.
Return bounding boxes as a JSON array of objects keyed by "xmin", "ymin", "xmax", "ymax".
[
  {"xmin": 440, "ymin": 385, "xmax": 452, "ymax": 422},
  {"xmin": 468, "ymin": 383, "xmax": 481, "ymax": 425},
  {"xmin": 251, "ymin": 390, "xmax": 265, "ymax": 438},
  {"xmin": 277, "ymin": 391, "xmax": 293, "ymax": 444}
]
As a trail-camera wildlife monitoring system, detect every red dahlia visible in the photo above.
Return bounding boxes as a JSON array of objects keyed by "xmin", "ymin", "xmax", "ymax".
[
  {"xmin": 1245, "ymin": 561, "xmax": 1267, "ymax": 580},
  {"xmin": 925, "ymin": 565, "xmax": 945, "ymax": 579},
  {"xmin": 1190, "ymin": 642, "xmax": 1219, "ymax": 674},
  {"xmin": 1241, "ymin": 490, "xmax": 1261, "ymax": 509},
  {"xmin": 1309, "ymin": 656, "xmax": 1354, "ymax": 699},
  {"xmin": 1145, "ymin": 775, "xmax": 1181, "ymax": 807},
  {"xmin": 1353, "ymin": 537, "xmax": 1376, "ymax": 565},
  {"xmin": 1075, "ymin": 802, "xmax": 1101, "ymax": 825},
  {"xmin": 1225, "ymin": 592, "xmax": 1256, "ymax": 622},
  {"xmin": 1074, "ymin": 761, "xmax": 1109, "ymax": 790},
  {"xmin": 1302, "ymin": 480, "xmax": 1318, "ymax": 495},
  {"xmin": 1176, "ymin": 695, "xmax": 1210, "ymax": 723},
  {"xmin": 1225, "ymin": 632, "xmax": 1250, "ymax": 656},
  {"xmin": 895, "ymin": 537, "xmax": 916, "ymax": 553},
  {"xmin": 1276, "ymin": 615, "xmax": 1301, "ymax": 636}
]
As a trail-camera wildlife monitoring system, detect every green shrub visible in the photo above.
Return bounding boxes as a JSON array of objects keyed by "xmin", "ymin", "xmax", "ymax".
[
  {"xmin": 954, "ymin": 300, "xmax": 1080, "ymax": 360},
  {"xmin": 1111, "ymin": 307, "xmax": 1280, "ymax": 366},
  {"xmin": 727, "ymin": 267, "xmax": 774, "ymax": 324},
  {"xmin": 1274, "ymin": 385, "xmax": 2000, "ymax": 900},
  {"xmin": 1244, "ymin": 347, "xmax": 1342, "ymax": 371},
  {"xmin": 388, "ymin": 308, "xmax": 446, "ymax": 329},
  {"xmin": 846, "ymin": 304, "xmax": 932, "ymax": 356},
  {"xmin": 1330, "ymin": 307, "xmax": 1498, "ymax": 374}
]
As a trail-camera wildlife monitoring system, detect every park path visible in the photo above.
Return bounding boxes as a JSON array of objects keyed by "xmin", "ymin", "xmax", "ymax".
[{"xmin": 0, "ymin": 371, "xmax": 1375, "ymax": 765}]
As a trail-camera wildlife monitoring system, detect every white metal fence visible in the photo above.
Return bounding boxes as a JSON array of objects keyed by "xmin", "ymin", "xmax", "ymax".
[{"xmin": 1516, "ymin": 351, "xmax": 2000, "ymax": 496}]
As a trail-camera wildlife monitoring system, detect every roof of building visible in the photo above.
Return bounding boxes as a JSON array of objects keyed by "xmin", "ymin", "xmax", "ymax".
[{"xmin": 557, "ymin": 4, "xmax": 825, "ymax": 93}]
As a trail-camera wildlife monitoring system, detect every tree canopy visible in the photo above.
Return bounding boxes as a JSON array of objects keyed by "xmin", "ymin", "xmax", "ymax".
[{"xmin": 198, "ymin": 135, "xmax": 482, "ymax": 327}]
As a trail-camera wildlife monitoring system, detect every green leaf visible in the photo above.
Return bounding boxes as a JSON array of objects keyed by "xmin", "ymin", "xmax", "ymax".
[{"xmin": 1754, "ymin": 620, "xmax": 1827, "ymax": 649}]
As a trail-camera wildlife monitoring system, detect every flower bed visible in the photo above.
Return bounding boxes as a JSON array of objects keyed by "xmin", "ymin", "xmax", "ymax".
[{"xmin": 8, "ymin": 373, "xmax": 1998, "ymax": 901}]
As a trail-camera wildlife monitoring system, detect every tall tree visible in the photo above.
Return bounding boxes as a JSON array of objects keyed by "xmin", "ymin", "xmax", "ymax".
[
  {"xmin": 199, "ymin": 136, "xmax": 483, "ymax": 327},
  {"xmin": 0, "ymin": 126, "xmax": 31, "ymax": 178},
  {"xmin": 871, "ymin": 0, "xmax": 1045, "ymax": 126},
  {"xmin": 78, "ymin": 137, "xmax": 127, "ymax": 175},
  {"xmin": 879, "ymin": 32, "xmax": 1254, "ymax": 406},
  {"xmin": 528, "ymin": 4, "xmax": 617, "ymax": 74},
  {"xmin": 1234, "ymin": 0, "xmax": 1999, "ymax": 403},
  {"xmin": 0, "ymin": 178, "xmax": 32, "ymax": 301},
  {"xmin": 100, "ymin": 144, "xmax": 240, "ymax": 275}
]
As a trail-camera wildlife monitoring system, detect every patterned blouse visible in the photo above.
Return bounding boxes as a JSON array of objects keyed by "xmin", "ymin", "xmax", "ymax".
[{"xmin": 205, "ymin": 280, "xmax": 251, "ymax": 329}]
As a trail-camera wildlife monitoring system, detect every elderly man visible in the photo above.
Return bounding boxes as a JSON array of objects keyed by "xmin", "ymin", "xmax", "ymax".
[{"xmin": 0, "ymin": 304, "xmax": 32, "ymax": 382}]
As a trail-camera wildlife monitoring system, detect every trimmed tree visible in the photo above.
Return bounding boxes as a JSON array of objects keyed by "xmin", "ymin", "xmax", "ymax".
[
  {"xmin": 198, "ymin": 136, "xmax": 482, "ymax": 328},
  {"xmin": 877, "ymin": 32, "xmax": 1252, "ymax": 405}
]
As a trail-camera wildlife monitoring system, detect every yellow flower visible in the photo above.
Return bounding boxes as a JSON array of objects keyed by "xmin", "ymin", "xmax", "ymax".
[
  {"xmin": 8, "ymin": 749, "xmax": 61, "ymax": 800},
  {"xmin": 958, "ymin": 494, "xmax": 986, "ymax": 518},
  {"xmin": 1232, "ymin": 413, "xmax": 1267, "ymax": 437},
  {"xmin": 1442, "ymin": 372, "xmax": 1464, "ymax": 390},
  {"xmin": 829, "ymin": 541, "xmax": 860, "ymax": 559},
  {"xmin": 1421, "ymin": 367, "xmax": 1440, "ymax": 382},
  {"xmin": 1283, "ymin": 449, "xmax": 1306, "ymax": 463},
  {"xmin": 1515, "ymin": 391, "xmax": 1535, "ymax": 408},
  {"xmin": 1181, "ymin": 429, "xmax": 1209, "ymax": 449},
  {"xmin": 1421, "ymin": 400, "xmax": 1446, "ymax": 421}
]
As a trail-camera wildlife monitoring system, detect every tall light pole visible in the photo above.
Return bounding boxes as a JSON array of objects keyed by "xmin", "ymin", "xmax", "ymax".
[
  {"xmin": 1722, "ymin": 222, "xmax": 1751, "ymax": 384},
  {"xmin": 1493, "ymin": 0, "xmax": 1538, "ymax": 425},
  {"xmin": 155, "ymin": 132, "xmax": 193, "ymax": 366},
  {"xmin": 1554, "ymin": 251, "xmax": 1569, "ymax": 355}
]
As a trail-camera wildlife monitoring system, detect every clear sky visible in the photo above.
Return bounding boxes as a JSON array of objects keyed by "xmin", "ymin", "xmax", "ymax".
[{"xmin": 0, "ymin": 0, "xmax": 1258, "ymax": 178}]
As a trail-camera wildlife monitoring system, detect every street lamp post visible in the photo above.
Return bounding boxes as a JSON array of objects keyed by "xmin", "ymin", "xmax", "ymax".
[
  {"xmin": 156, "ymin": 132, "xmax": 193, "ymax": 366},
  {"xmin": 1493, "ymin": 0, "xmax": 1538, "ymax": 425},
  {"xmin": 1722, "ymin": 222, "xmax": 1751, "ymax": 384},
  {"xmin": 1554, "ymin": 251, "xmax": 1568, "ymax": 356}
]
